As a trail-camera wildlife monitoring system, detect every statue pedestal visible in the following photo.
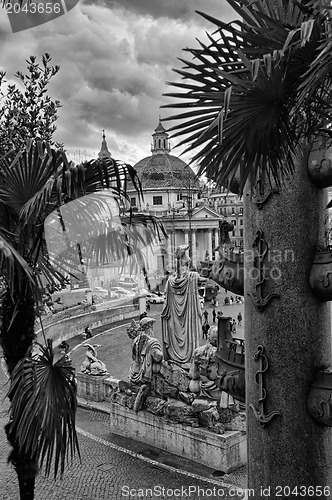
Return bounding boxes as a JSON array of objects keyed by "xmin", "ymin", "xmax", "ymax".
[
  {"xmin": 76, "ymin": 372, "xmax": 109, "ymax": 402},
  {"xmin": 109, "ymin": 402, "xmax": 246, "ymax": 473}
]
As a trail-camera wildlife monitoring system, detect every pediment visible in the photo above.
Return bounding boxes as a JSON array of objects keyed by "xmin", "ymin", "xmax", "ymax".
[{"xmin": 191, "ymin": 205, "xmax": 222, "ymax": 220}]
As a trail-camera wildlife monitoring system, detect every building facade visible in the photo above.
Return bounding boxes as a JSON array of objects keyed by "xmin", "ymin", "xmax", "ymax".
[
  {"xmin": 128, "ymin": 120, "xmax": 224, "ymax": 274},
  {"xmin": 85, "ymin": 123, "xmax": 244, "ymax": 289}
]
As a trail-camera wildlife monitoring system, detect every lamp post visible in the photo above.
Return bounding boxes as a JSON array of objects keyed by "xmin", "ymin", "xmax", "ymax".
[{"xmin": 182, "ymin": 169, "xmax": 197, "ymax": 264}]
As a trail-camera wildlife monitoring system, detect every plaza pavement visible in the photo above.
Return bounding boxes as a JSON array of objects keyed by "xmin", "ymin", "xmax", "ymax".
[{"xmin": 0, "ymin": 290, "xmax": 247, "ymax": 500}]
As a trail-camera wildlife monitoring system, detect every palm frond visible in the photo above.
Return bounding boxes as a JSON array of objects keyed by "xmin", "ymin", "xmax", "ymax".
[
  {"xmin": 6, "ymin": 341, "xmax": 80, "ymax": 479},
  {"xmin": 0, "ymin": 139, "xmax": 165, "ymax": 291},
  {"xmin": 163, "ymin": 0, "xmax": 332, "ymax": 193}
]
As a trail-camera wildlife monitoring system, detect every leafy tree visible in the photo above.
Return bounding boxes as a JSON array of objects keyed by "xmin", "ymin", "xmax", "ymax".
[
  {"xmin": 163, "ymin": 0, "xmax": 332, "ymax": 194},
  {"xmin": 0, "ymin": 53, "xmax": 61, "ymax": 156}
]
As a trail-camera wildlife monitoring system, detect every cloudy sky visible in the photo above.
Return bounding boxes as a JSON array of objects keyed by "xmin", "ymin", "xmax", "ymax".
[{"xmin": 0, "ymin": 0, "xmax": 236, "ymax": 166}]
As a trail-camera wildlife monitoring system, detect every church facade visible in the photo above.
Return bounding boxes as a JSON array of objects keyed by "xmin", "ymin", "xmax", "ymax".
[
  {"xmin": 127, "ymin": 120, "xmax": 224, "ymax": 274},
  {"xmin": 88, "ymin": 123, "xmax": 244, "ymax": 288}
]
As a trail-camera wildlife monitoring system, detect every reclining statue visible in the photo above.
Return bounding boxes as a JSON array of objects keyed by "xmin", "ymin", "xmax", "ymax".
[{"xmin": 81, "ymin": 344, "xmax": 108, "ymax": 375}]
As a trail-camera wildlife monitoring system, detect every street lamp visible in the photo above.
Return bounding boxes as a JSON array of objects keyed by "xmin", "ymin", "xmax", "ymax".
[{"xmin": 182, "ymin": 168, "xmax": 198, "ymax": 265}]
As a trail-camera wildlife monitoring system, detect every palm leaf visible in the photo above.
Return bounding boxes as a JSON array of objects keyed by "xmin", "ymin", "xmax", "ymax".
[
  {"xmin": 163, "ymin": 0, "xmax": 332, "ymax": 193},
  {"xmin": 6, "ymin": 341, "xmax": 80, "ymax": 479},
  {"xmin": 0, "ymin": 139, "xmax": 166, "ymax": 292}
]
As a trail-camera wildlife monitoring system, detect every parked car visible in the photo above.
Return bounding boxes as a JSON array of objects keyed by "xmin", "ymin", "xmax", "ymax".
[
  {"xmin": 117, "ymin": 276, "xmax": 138, "ymax": 289},
  {"xmin": 91, "ymin": 287, "xmax": 108, "ymax": 298},
  {"xmin": 147, "ymin": 293, "xmax": 165, "ymax": 304},
  {"xmin": 111, "ymin": 287, "xmax": 136, "ymax": 299}
]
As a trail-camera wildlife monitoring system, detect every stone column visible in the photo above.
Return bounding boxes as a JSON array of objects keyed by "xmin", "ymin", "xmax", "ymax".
[
  {"xmin": 164, "ymin": 233, "xmax": 170, "ymax": 272},
  {"xmin": 214, "ymin": 227, "xmax": 219, "ymax": 260},
  {"xmin": 207, "ymin": 229, "xmax": 213, "ymax": 259},
  {"xmin": 244, "ymin": 151, "xmax": 332, "ymax": 498},
  {"xmin": 184, "ymin": 229, "xmax": 189, "ymax": 247},
  {"xmin": 191, "ymin": 229, "xmax": 197, "ymax": 266}
]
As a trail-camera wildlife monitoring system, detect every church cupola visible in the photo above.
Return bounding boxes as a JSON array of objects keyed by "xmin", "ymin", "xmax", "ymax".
[
  {"xmin": 151, "ymin": 118, "xmax": 171, "ymax": 154},
  {"xmin": 98, "ymin": 129, "xmax": 112, "ymax": 159}
]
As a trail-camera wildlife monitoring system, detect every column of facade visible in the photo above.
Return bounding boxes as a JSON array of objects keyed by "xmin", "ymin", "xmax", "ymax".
[
  {"xmin": 184, "ymin": 229, "xmax": 189, "ymax": 247},
  {"xmin": 192, "ymin": 229, "xmax": 197, "ymax": 267},
  {"xmin": 172, "ymin": 229, "xmax": 177, "ymax": 271},
  {"xmin": 207, "ymin": 229, "xmax": 213, "ymax": 260},
  {"xmin": 214, "ymin": 227, "xmax": 219, "ymax": 261},
  {"xmin": 163, "ymin": 232, "xmax": 171, "ymax": 273}
]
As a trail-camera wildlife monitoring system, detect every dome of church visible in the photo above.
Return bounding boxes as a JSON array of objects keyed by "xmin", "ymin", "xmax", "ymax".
[{"xmin": 133, "ymin": 120, "xmax": 197, "ymax": 189}]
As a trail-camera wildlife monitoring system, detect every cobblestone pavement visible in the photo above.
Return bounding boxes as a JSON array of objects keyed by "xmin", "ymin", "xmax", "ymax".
[
  {"xmin": 1, "ymin": 399, "xmax": 247, "ymax": 499},
  {"xmin": 1, "ymin": 290, "xmax": 247, "ymax": 500}
]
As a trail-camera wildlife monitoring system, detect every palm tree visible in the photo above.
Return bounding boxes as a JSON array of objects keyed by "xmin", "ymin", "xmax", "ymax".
[
  {"xmin": 0, "ymin": 140, "xmax": 166, "ymax": 499},
  {"xmin": 163, "ymin": 0, "xmax": 332, "ymax": 194}
]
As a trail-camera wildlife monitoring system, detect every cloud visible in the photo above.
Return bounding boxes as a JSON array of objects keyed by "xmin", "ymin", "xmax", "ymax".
[
  {"xmin": 0, "ymin": 0, "xmax": 237, "ymax": 166},
  {"xmin": 84, "ymin": 0, "xmax": 235, "ymax": 26}
]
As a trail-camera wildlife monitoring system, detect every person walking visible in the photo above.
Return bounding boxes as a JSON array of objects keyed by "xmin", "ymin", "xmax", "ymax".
[
  {"xmin": 212, "ymin": 308, "xmax": 216, "ymax": 323},
  {"xmin": 202, "ymin": 321, "xmax": 210, "ymax": 341},
  {"xmin": 203, "ymin": 310, "xmax": 208, "ymax": 322},
  {"xmin": 237, "ymin": 312, "xmax": 243, "ymax": 326}
]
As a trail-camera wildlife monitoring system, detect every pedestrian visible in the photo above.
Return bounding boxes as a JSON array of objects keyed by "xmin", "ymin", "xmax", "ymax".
[
  {"xmin": 232, "ymin": 319, "xmax": 237, "ymax": 334},
  {"xmin": 212, "ymin": 308, "xmax": 216, "ymax": 323},
  {"xmin": 203, "ymin": 310, "xmax": 208, "ymax": 322},
  {"xmin": 217, "ymin": 310, "xmax": 223, "ymax": 318},
  {"xmin": 84, "ymin": 325, "xmax": 92, "ymax": 339},
  {"xmin": 202, "ymin": 321, "xmax": 210, "ymax": 340},
  {"xmin": 146, "ymin": 301, "xmax": 150, "ymax": 311},
  {"xmin": 237, "ymin": 312, "xmax": 243, "ymax": 326}
]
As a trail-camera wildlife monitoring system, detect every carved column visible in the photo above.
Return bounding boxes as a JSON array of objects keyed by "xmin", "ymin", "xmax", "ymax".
[{"xmin": 244, "ymin": 150, "xmax": 332, "ymax": 497}]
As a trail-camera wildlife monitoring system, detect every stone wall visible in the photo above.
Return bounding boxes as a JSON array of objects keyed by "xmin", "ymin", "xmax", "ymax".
[
  {"xmin": 36, "ymin": 299, "xmax": 138, "ymax": 346},
  {"xmin": 109, "ymin": 402, "xmax": 246, "ymax": 473}
]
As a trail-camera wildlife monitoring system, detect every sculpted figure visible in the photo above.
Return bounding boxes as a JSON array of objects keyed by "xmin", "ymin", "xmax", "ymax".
[
  {"xmin": 129, "ymin": 317, "xmax": 163, "ymax": 384},
  {"xmin": 81, "ymin": 344, "xmax": 108, "ymax": 375},
  {"xmin": 161, "ymin": 246, "xmax": 206, "ymax": 367},
  {"xmin": 189, "ymin": 326, "xmax": 221, "ymax": 399}
]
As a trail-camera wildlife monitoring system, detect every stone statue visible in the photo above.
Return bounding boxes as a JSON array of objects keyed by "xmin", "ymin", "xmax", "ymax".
[
  {"xmin": 129, "ymin": 317, "xmax": 163, "ymax": 384},
  {"xmin": 81, "ymin": 344, "xmax": 108, "ymax": 375},
  {"xmin": 161, "ymin": 245, "xmax": 206, "ymax": 367},
  {"xmin": 189, "ymin": 326, "xmax": 221, "ymax": 400}
]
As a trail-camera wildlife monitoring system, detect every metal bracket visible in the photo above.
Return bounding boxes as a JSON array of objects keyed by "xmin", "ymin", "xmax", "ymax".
[
  {"xmin": 247, "ymin": 230, "xmax": 280, "ymax": 311},
  {"xmin": 250, "ymin": 178, "xmax": 279, "ymax": 209},
  {"xmin": 249, "ymin": 345, "xmax": 281, "ymax": 427}
]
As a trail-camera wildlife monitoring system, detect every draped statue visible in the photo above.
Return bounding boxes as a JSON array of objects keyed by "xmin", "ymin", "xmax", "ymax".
[{"xmin": 161, "ymin": 245, "xmax": 206, "ymax": 367}]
